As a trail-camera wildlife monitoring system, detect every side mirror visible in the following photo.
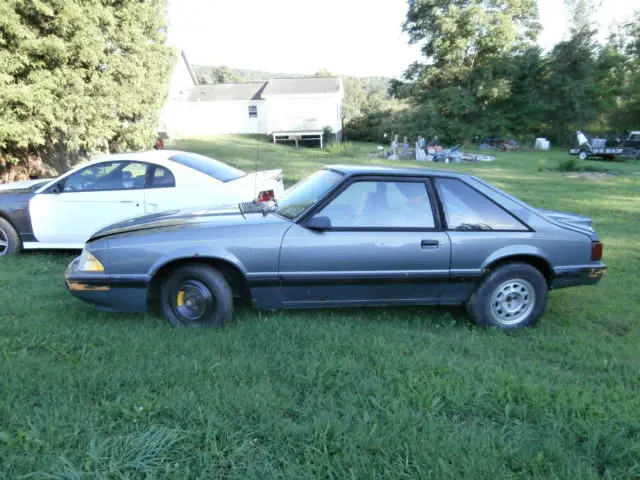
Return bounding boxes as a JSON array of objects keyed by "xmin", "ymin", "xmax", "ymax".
[
  {"xmin": 50, "ymin": 181, "xmax": 63, "ymax": 194},
  {"xmin": 306, "ymin": 215, "xmax": 331, "ymax": 231}
]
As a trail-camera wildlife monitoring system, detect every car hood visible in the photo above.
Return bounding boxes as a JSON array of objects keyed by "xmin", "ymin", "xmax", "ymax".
[
  {"xmin": 89, "ymin": 204, "xmax": 285, "ymax": 241},
  {"xmin": 0, "ymin": 179, "xmax": 50, "ymax": 194},
  {"xmin": 537, "ymin": 208, "xmax": 594, "ymax": 232}
]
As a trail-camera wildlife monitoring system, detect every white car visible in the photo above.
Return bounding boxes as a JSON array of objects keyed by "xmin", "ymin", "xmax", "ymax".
[{"xmin": 0, "ymin": 150, "xmax": 284, "ymax": 256}]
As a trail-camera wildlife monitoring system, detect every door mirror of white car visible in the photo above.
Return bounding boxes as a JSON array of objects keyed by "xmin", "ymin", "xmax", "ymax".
[
  {"xmin": 50, "ymin": 181, "xmax": 64, "ymax": 194},
  {"xmin": 306, "ymin": 215, "xmax": 331, "ymax": 231}
]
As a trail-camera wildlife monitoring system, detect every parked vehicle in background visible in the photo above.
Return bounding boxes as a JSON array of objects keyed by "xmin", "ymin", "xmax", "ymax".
[
  {"xmin": 0, "ymin": 150, "xmax": 283, "ymax": 256},
  {"xmin": 621, "ymin": 131, "xmax": 640, "ymax": 158},
  {"xmin": 65, "ymin": 164, "xmax": 606, "ymax": 331}
]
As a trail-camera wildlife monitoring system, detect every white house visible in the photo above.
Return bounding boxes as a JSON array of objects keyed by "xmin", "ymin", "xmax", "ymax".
[{"xmin": 159, "ymin": 52, "xmax": 344, "ymax": 145}]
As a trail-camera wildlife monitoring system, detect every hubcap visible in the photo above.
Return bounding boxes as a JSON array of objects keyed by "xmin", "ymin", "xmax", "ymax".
[
  {"xmin": 172, "ymin": 280, "xmax": 214, "ymax": 323},
  {"xmin": 0, "ymin": 227, "xmax": 8, "ymax": 256},
  {"xmin": 490, "ymin": 279, "xmax": 536, "ymax": 326}
]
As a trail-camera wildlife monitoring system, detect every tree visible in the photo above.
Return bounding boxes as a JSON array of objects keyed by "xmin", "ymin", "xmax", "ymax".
[
  {"xmin": 608, "ymin": 10, "xmax": 640, "ymax": 133},
  {"xmin": 315, "ymin": 69, "xmax": 333, "ymax": 78},
  {"xmin": 395, "ymin": 0, "xmax": 541, "ymax": 142},
  {"xmin": 564, "ymin": 0, "xmax": 602, "ymax": 36},
  {"xmin": 403, "ymin": 0, "xmax": 540, "ymax": 91},
  {"xmin": 0, "ymin": 0, "xmax": 174, "ymax": 178},
  {"xmin": 546, "ymin": 29, "xmax": 604, "ymax": 143},
  {"xmin": 206, "ymin": 66, "xmax": 241, "ymax": 84},
  {"xmin": 342, "ymin": 76, "xmax": 366, "ymax": 118}
]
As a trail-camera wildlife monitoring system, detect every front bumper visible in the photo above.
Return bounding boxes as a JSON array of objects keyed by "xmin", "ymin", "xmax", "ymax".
[
  {"xmin": 551, "ymin": 264, "xmax": 608, "ymax": 289},
  {"xmin": 65, "ymin": 258, "xmax": 149, "ymax": 313}
]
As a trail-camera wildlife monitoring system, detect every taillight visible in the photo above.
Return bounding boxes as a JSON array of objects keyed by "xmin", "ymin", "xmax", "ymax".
[
  {"xmin": 257, "ymin": 189, "xmax": 275, "ymax": 203},
  {"xmin": 591, "ymin": 241, "xmax": 603, "ymax": 261}
]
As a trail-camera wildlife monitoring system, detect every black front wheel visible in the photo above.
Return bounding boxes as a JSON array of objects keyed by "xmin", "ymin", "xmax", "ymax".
[
  {"xmin": 0, "ymin": 217, "xmax": 21, "ymax": 257},
  {"xmin": 160, "ymin": 264, "xmax": 233, "ymax": 327}
]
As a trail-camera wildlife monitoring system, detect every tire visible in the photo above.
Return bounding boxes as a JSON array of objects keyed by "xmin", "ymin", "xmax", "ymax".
[
  {"xmin": 160, "ymin": 264, "xmax": 233, "ymax": 327},
  {"xmin": 578, "ymin": 151, "xmax": 588, "ymax": 160},
  {"xmin": 0, "ymin": 217, "xmax": 22, "ymax": 257},
  {"xmin": 466, "ymin": 262, "xmax": 548, "ymax": 330}
]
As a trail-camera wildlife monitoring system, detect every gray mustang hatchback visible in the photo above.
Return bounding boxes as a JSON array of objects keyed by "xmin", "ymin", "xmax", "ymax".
[{"xmin": 65, "ymin": 165, "xmax": 606, "ymax": 330}]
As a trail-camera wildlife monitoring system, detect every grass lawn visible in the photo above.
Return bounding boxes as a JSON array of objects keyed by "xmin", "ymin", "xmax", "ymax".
[{"xmin": 1, "ymin": 136, "xmax": 639, "ymax": 479}]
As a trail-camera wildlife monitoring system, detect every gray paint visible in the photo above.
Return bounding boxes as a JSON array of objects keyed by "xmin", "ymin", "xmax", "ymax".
[{"xmin": 66, "ymin": 165, "xmax": 606, "ymax": 314}]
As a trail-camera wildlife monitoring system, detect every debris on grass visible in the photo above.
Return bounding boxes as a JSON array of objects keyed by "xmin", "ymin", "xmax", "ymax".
[{"xmin": 566, "ymin": 172, "xmax": 616, "ymax": 180}]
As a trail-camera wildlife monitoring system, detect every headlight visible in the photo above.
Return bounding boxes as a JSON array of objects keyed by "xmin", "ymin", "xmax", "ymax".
[{"xmin": 78, "ymin": 249, "xmax": 105, "ymax": 272}]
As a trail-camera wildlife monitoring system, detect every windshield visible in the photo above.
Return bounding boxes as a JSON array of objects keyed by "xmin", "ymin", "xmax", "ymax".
[
  {"xmin": 29, "ymin": 180, "xmax": 51, "ymax": 191},
  {"xmin": 275, "ymin": 169, "xmax": 344, "ymax": 220}
]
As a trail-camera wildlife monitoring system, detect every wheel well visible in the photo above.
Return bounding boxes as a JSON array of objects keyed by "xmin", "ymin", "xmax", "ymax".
[
  {"xmin": 148, "ymin": 257, "xmax": 250, "ymax": 301},
  {"xmin": 0, "ymin": 212, "xmax": 18, "ymax": 231},
  {"xmin": 485, "ymin": 255, "xmax": 554, "ymax": 286}
]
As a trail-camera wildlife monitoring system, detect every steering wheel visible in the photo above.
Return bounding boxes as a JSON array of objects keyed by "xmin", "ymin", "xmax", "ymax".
[{"xmin": 82, "ymin": 178, "xmax": 97, "ymax": 190}]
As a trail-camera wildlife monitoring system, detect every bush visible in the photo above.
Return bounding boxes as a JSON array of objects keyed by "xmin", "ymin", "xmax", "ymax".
[
  {"xmin": 558, "ymin": 156, "xmax": 579, "ymax": 171},
  {"xmin": 536, "ymin": 158, "xmax": 546, "ymax": 171}
]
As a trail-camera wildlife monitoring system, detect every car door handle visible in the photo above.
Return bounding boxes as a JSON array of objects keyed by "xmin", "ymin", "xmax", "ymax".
[{"xmin": 421, "ymin": 240, "xmax": 439, "ymax": 249}]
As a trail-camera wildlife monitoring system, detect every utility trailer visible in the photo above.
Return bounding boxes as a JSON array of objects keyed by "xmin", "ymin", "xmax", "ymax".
[{"xmin": 568, "ymin": 130, "xmax": 624, "ymax": 160}]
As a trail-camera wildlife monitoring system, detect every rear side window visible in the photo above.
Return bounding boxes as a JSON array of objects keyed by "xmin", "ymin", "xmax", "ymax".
[
  {"xmin": 169, "ymin": 153, "xmax": 246, "ymax": 182},
  {"xmin": 148, "ymin": 166, "xmax": 176, "ymax": 188},
  {"xmin": 434, "ymin": 178, "xmax": 528, "ymax": 231}
]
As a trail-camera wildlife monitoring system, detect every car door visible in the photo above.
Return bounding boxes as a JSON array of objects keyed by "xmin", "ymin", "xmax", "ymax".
[
  {"xmin": 278, "ymin": 177, "xmax": 451, "ymax": 307},
  {"xmin": 29, "ymin": 161, "xmax": 147, "ymax": 245}
]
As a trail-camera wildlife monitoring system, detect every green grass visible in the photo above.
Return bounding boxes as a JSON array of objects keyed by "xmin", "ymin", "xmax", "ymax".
[{"xmin": 1, "ymin": 136, "xmax": 639, "ymax": 479}]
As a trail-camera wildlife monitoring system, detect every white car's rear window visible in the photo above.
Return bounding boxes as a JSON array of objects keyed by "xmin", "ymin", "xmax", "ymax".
[{"xmin": 169, "ymin": 153, "xmax": 246, "ymax": 182}]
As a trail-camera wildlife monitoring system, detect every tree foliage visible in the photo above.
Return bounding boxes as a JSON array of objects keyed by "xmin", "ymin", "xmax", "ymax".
[
  {"xmin": 199, "ymin": 66, "xmax": 241, "ymax": 84},
  {"xmin": 607, "ymin": 11, "xmax": 640, "ymax": 133},
  {"xmin": 0, "ymin": 0, "xmax": 174, "ymax": 176},
  {"xmin": 347, "ymin": 2, "xmax": 639, "ymax": 146}
]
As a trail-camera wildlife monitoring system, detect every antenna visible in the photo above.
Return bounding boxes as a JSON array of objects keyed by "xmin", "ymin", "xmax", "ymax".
[{"xmin": 254, "ymin": 118, "xmax": 259, "ymax": 199}]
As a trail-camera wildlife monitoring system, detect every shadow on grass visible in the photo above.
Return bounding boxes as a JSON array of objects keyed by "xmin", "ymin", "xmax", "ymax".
[{"xmin": 233, "ymin": 303, "xmax": 473, "ymax": 329}]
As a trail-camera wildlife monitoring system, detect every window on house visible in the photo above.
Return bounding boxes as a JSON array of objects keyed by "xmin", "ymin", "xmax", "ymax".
[{"xmin": 248, "ymin": 105, "xmax": 258, "ymax": 118}]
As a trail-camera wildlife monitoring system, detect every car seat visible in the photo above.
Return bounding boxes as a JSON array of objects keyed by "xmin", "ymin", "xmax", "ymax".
[{"xmin": 359, "ymin": 183, "xmax": 389, "ymax": 223}]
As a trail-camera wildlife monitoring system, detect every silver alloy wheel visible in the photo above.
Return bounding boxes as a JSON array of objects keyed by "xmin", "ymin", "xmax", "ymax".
[
  {"xmin": 490, "ymin": 278, "xmax": 536, "ymax": 326},
  {"xmin": 0, "ymin": 226, "xmax": 8, "ymax": 256}
]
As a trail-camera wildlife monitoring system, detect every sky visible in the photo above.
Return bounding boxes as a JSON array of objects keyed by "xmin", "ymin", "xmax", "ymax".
[{"xmin": 167, "ymin": 0, "xmax": 639, "ymax": 79}]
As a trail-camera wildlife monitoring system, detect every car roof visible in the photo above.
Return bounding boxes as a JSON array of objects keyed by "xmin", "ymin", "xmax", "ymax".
[
  {"xmin": 325, "ymin": 164, "xmax": 471, "ymax": 179},
  {"xmin": 89, "ymin": 149, "xmax": 190, "ymax": 165}
]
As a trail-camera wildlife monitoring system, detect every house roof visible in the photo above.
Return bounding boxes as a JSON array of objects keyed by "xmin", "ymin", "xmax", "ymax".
[
  {"xmin": 261, "ymin": 77, "xmax": 342, "ymax": 97},
  {"xmin": 184, "ymin": 82, "xmax": 268, "ymax": 102}
]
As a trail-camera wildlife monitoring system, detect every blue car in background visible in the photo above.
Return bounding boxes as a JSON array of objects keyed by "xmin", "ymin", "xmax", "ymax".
[{"xmin": 65, "ymin": 165, "xmax": 606, "ymax": 330}]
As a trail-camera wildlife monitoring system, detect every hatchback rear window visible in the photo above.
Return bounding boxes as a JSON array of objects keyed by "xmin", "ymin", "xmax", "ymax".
[
  {"xmin": 435, "ymin": 178, "xmax": 528, "ymax": 231},
  {"xmin": 169, "ymin": 153, "xmax": 246, "ymax": 182}
]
